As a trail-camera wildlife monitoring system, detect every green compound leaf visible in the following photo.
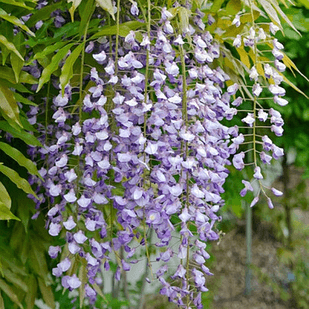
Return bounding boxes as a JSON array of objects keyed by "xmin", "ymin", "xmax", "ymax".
[
  {"xmin": 0, "ymin": 142, "xmax": 41, "ymax": 178},
  {"xmin": 0, "ymin": 35, "xmax": 24, "ymax": 61},
  {"xmin": 90, "ymin": 21, "xmax": 144, "ymax": 40},
  {"xmin": 0, "ymin": 83, "xmax": 22, "ymax": 128},
  {"xmin": 0, "ymin": 0, "xmax": 34, "ymax": 10},
  {"xmin": 210, "ymin": 0, "xmax": 226, "ymax": 12},
  {"xmin": 37, "ymin": 278, "xmax": 55, "ymax": 309},
  {"xmin": 10, "ymin": 53, "xmax": 24, "ymax": 83},
  {"xmin": 0, "ymin": 66, "xmax": 37, "ymax": 85},
  {"xmin": 25, "ymin": 275, "xmax": 37, "ymax": 309},
  {"xmin": 226, "ymin": 0, "xmax": 242, "ymax": 15},
  {"xmin": 0, "ymin": 164, "xmax": 37, "ymax": 198},
  {"xmin": 0, "ymin": 279, "xmax": 22, "ymax": 307},
  {"xmin": 2, "ymin": 268, "xmax": 28, "ymax": 292},
  {"xmin": 0, "ymin": 292, "xmax": 4, "ymax": 309},
  {"xmin": 26, "ymin": 2, "xmax": 62, "ymax": 27},
  {"xmin": 0, "ymin": 8, "xmax": 35, "ymax": 37},
  {"xmin": 0, "ymin": 181, "xmax": 11, "ymax": 209},
  {"xmin": 0, "ymin": 203, "xmax": 20, "ymax": 220},
  {"xmin": 37, "ymin": 43, "xmax": 76, "ymax": 92},
  {"xmin": 0, "ymin": 121, "xmax": 42, "ymax": 146},
  {"xmin": 33, "ymin": 41, "xmax": 67, "ymax": 61},
  {"xmin": 79, "ymin": 0, "xmax": 96, "ymax": 37},
  {"xmin": 13, "ymin": 92, "xmax": 37, "ymax": 106},
  {"xmin": 60, "ymin": 43, "xmax": 85, "ymax": 95}
]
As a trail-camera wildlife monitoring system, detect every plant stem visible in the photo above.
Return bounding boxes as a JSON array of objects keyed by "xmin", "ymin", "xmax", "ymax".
[
  {"xmin": 137, "ymin": 229, "xmax": 154, "ymax": 309},
  {"xmin": 245, "ymin": 198, "xmax": 252, "ymax": 296}
]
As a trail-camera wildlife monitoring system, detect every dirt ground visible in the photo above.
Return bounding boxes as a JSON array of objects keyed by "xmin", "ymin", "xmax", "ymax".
[{"xmin": 208, "ymin": 228, "xmax": 290, "ymax": 309}]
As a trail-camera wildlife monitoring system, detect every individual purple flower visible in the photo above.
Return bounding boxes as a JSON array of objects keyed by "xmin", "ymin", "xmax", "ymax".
[
  {"xmin": 85, "ymin": 41, "xmax": 94, "ymax": 53},
  {"xmin": 54, "ymin": 94, "xmax": 68, "ymax": 107},
  {"xmin": 232, "ymin": 14, "xmax": 240, "ymax": 27},
  {"xmin": 271, "ymin": 144, "xmax": 284, "ymax": 159},
  {"xmin": 250, "ymin": 196, "xmax": 259, "ymax": 207},
  {"xmin": 233, "ymin": 35, "xmax": 241, "ymax": 48},
  {"xmin": 161, "ymin": 7, "xmax": 173, "ymax": 21},
  {"xmin": 249, "ymin": 66, "xmax": 258, "ymax": 81},
  {"xmin": 271, "ymin": 125, "xmax": 283, "ymax": 136},
  {"xmin": 68, "ymin": 242, "xmax": 80, "ymax": 254},
  {"xmin": 86, "ymin": 253, "xmax": 99, "ymax": 266},
  {"xmin": 73, "ymin": 230, "xmax": 87, "ymax": 244},
  {"xmin": 232, "ymin": 152, "xmax": 245, "ymax": 170},
  {"xmin": 240, "ymin": 180, "xmax": 254, "ymax": 197},
  {"xmin": 269, "ymin": 84, "xmax": 285, "ymax": 96},
  {"xmin": 260, "ymin": 151, "xmax": 272, "ymax": 164},
  {"xmin": 63, "ymin": 216, "xmax": 76, "ymax": 230},
  {"xmin": 77, "ymin": 195, "xmax": 91, "ymax": 208},
  {"xmin": 115, "ymin": 267, "xmax": 121, "ymax": 281},
  {"xmin": 174, "ymin": 35, "xmax": 184, "ymax": 45},
  {"xmin": 267, "ymin": 197, "xmax": 274, "ymax": 209},
  {"xmin": 55, "ymin": 154, "xmax": 68, "ymax": 168},
  {"xmin": 64, "ymin": 169, "xmax": 78, "ymax": 182},
  {"xmin": 52, "ymin": 267, "xmax": 62, "ymax": 277},
  {"xmin": 258, "ymin": 28, "xmax": 266, "ymax": 40},
  {"xmin": 271, "ymin": 188, "xmax": 283, "ymax": 196},
  {"xmin": 169, "ymin": 184, "xmax": 183, "ymax": 197},
  {"xmin": 273, "ymin": 38, "xmax": 284, "ymax": 50},
  {"xmin": 58, "ymin": 258, "xmax": 71, "ymax": 272},
  {"xmin": 252, "ymin": 83, "xmax": 262, "ymax": 97},
  {"xmin": 275, "ymin": 59, "xmax": 286, "ymax": 72},
  {"xmin": 85, "ymin": 284, "xmax": 96, "ymax": 298},
  {"xmin": 179, "ymin": 208, "xmax": 191, "ymax": 223},
  {"xmin": 270, "ymin": 22, "xmax": 280, "ymax": 35},
  {"xmin": 141, "ymin": 34, "xmax": 151, "ymax": 48},
  {"xmin": 64, "ymin": 189, "xmax": 77, "ymax": 203},
  {"xmin": 258, "ymin": 109, "xmax": 268, "ymax": 122},
  {"xmin": 85, "ymin": 218, "xmax": 96, "ymax": 231},
  {"xmin": 242, "ymin": 113, "xmax": 255, "ymax": 127},
  {"xmin": 93, "ymin": 50, "xmax": 106, "ymax": 64},
  {"xmin": 130, "ymin": 1, "xmax": 139, "ymax": 16},
  {"xmin": 122, "ymin": 260, "xmax": 131, "ymax": 271},
  {"xmin": 231, "ymin": 96, "xmax": 243, "ymax": 107},
  {"xmin": 272, "ymin": 48, "xmax": 284, "ymax": 60},
  {"xmin": 253, "ymin": 166, "xmax": 263, "ymax": 180},
  {"xmin": 264, "ymin": 64, "xmax": 273, "ymax": 78},
  {"xmin": 208, "ymin": 14, "xmax": 215, "ymax": 25},
  {"xmin": 262, "ymin": 135, "xmax": 273, "ymax": 151},
  {"xmin": 48, "ymin": 246, "xmax": 61, "ymax": 259},
  {"xmin": 191, "ymin": 184, "xmax": 205, "ymax": 198},
  {"xmin": 49, "ymin": 184, "xmax": 62, "ymax": 197},
  {"xmin": 171, "ymin": 264, "xmax": 186, "ymax": 279},
  {"xmin": 227, "ymin": 83, "xmax": 239, "ymax": 95},
  {"xmin": 62, "ymin": 274, "xmax": 81, "ymax": 290},
  {"xmin": 49, "ymin": 222, "xmax": 61, "ymax": 236},
  {"xmin": 274, "ymin": 96, "xmax": 288, "ymax": 106}
]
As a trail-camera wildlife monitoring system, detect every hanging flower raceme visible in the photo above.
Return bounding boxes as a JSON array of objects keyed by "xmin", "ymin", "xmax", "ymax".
[
  {"xmin": 25, "ymin": 1, "xmax": 288, "ymax": 308},
  {"xmin": 230, "ymin": 14, "xmax": 286, "ymax": 208}
]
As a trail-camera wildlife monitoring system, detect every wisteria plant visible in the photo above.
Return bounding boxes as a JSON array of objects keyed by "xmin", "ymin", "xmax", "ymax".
[{"xmin": 0, "ymin": 0, "xmax": 306, "ymax": 308}]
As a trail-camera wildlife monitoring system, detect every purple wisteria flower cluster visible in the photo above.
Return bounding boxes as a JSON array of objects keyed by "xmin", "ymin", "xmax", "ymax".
[
  {"xmin": 232, "ymin": 19, "xmax": 286, "ymax": 207},
  {"xmin": 26, "ymin": 3, "xmax": 287, "ymax": 308}
]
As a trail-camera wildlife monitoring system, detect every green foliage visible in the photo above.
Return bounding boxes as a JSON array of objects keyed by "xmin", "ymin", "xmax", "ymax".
[
  {"xmin": 0, "ymin": 189, "xmax": 54, "ymax": 308},
  {"xmin": 0, "ymin": 1, "xmax": 41, "ymax": 224}
]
